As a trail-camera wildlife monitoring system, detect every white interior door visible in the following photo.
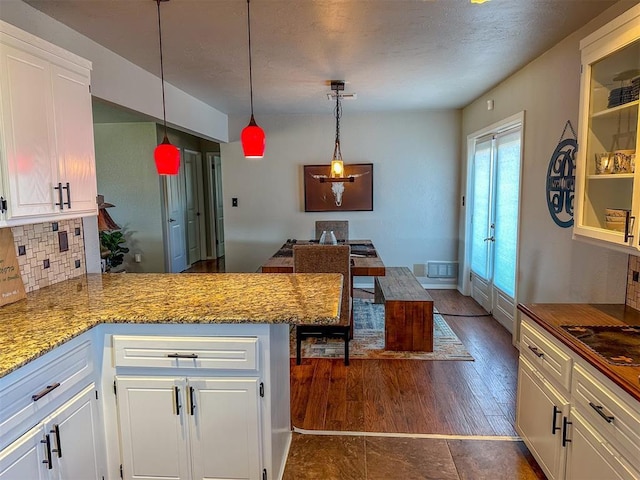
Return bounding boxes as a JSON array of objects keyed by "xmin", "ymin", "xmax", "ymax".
[
  {"xmin": 469, "ymin": 121, "xmax": 522, "ymax": 332},
  {"xmin": 165, "ymin": 156, "xmax": 188, "ymax": 273},
  {"xmin": 184, "ymin": 150, "xmax": 202, "ymax": 266},
  {"xmin": 213, "ymin": 154, "xmax": 225, "ymax": 258}
]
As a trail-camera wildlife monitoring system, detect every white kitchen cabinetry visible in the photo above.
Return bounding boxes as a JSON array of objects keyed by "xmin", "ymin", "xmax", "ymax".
[
  {"xmin": 517, "ymin": 356, "xmax": 569, "ymax": 480},
  {"xmin": 517, "ymin": 315, "xmax": 640, "ymax": 480},
  {"xmin": 116, "ymin": 376, "xmax": 261, "ymax": 480},
  {"xmin": 111, "ymin": 333, "xmax": 274, "ymax": 480},
  {"xmin": 565, "ymin": 410, "xmax": 639, "ymax": 480},
  {"xmin": 573, "ymin": 5, "xmax": 640, "ymax": 252},
  {"xmin": 0, "ymin": 20, "xmax": 97, "ymax": 225},
  {"xmin": 0, "ymin": 384, "xmax": 102, "ymax": 480}
]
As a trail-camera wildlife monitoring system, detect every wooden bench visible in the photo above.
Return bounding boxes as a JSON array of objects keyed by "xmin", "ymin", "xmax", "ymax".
[{"xmin": 374, "ymin": 267, "xmax": 434, "ymax": 352}]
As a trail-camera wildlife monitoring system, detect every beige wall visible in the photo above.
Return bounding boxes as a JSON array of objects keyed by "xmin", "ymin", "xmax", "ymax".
[
  {"xmin": 94, "ymin": 123, "xmax": 166, "ymax": 272},
  {"xmin": 221, "ymin": 111, "xmax": 461, "ymax": 285},
  {"xmin": 459, "ymin": 1, "xmax": 638, "ymax": 304}
]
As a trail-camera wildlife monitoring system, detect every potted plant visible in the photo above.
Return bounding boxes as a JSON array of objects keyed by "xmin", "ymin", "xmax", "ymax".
[{"xmin": 100, "ymin": 230, "xmax": 129, "ymax": 271}]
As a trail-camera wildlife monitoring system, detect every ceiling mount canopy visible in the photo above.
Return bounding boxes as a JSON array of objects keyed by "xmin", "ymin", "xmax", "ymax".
[
  {"xmin": 153, "ymin": 0, "xmax": 180, "ymax": 175},
  {"xmin": 241, "ymin": 0, "xmax": 266, "ymax": 159}
]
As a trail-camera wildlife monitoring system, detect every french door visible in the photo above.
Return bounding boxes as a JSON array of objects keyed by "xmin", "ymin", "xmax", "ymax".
[{"xmin": 469, "ymin": 120, "xmax": 523, "ymax": 332}]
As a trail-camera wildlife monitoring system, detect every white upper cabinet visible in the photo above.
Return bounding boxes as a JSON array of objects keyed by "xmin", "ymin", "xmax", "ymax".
[
  {"xmin": 573, "ymin": 5, "xmax": 640, "ymax": 252},
  {"xmin": 0, "ymin": 20, "xmax": 97, "ymax": 226}
]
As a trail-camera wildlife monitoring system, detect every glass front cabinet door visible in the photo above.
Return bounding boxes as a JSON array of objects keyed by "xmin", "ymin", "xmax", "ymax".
[{"xmin": 574, "ymin": 6, "xmax": 640, "ymax": 252}]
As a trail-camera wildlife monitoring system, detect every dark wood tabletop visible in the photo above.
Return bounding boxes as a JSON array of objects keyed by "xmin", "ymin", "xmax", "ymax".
[{"xmin": 260, "ymin": 239, "xmax": 386, "ymax": 277}]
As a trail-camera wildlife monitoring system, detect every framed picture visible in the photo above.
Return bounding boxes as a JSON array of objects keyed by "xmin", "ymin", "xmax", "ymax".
[{"xmin": 304, "ymin": 163, "xmax": 373, "ymax": 212}]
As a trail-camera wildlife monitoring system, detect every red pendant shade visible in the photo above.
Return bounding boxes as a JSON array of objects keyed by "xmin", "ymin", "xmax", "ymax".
[
  {"xmin": 154, "ymin": 135, "xmax": 180, "ymax": 175},
  {"xmin": 241, "ymin": 115, "xmax": 265, "ymax": 158}
]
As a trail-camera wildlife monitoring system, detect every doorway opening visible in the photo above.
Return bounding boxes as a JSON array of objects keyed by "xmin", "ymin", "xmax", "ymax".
[{"xmin": 162, "ymin": 150, "xmax": 225, "ymax": 273}]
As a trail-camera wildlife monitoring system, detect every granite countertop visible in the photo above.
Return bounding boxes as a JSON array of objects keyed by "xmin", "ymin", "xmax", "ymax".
[
  {"xmin": 0, "ymin": 272, "xmax": 343, "ymax": 378},
  {"xmin": 518, "ymin": 303, "xmax": 640, "ymax": 402}
]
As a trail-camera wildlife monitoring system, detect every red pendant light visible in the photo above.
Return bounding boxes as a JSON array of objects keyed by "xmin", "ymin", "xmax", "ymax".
[
  {"xmin": 153, "ymin": 0, "xmax": 180, "ymax": 175},
  {"xmin": 241, "ymin": 0, "xmax": 265, "ymax": 159}
]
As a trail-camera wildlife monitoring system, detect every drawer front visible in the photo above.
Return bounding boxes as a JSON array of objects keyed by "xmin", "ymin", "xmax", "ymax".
[
  {"xmin": 521, "ymin": 319, "xmax": 572, "ymax": 391},
  {"xmin": 0, "ymin": 337, "xmax": 93, "ymax": 449},
  {"xmin": 113, "ymin": 335, "xmax": 259, "ymax": 371},
  {"xmin": 572, "ymin": 363, "xmax": 640, "ymax": 467}
]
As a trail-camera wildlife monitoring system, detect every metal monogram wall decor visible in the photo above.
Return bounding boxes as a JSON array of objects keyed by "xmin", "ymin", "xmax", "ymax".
[{"xmin": 546, "ymin": 121, "xmax": 577, "ymax": 228}]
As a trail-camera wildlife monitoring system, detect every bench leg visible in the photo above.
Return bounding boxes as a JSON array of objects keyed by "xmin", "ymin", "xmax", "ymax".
[
  {"xmin": 344, "ymin": 334, "xmax": 350, "ymax": 366},
  {"xmin": 296, "ymin": 328, "xmax": 302, "ymax": 365}
]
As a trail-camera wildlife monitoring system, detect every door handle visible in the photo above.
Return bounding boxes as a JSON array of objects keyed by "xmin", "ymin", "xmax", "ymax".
[
  {"xmin": 169, "ymin": 218, "xmax": 176, "ymax": 223},
  {"xmin": 483, "ymin": 236, "xmax": 495, "ymax": 242}
]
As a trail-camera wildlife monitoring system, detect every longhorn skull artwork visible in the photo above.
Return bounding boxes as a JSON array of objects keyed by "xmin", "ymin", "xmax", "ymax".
[
  {"xmin": 303, "ymin": 163, "xmax": 374, "ymax": 212},
  {"xmin": 309, "ymin": 171, "xmax": 370, "ymax": 207}
]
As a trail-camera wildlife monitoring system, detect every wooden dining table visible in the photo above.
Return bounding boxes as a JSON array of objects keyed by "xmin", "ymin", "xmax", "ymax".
[{"xmin": 260, "ymin": 239, "xmax": 386, "ymax": 277}]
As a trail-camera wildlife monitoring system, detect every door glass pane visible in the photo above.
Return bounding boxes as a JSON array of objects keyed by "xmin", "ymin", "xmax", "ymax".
[
  {"xmin": 493, "ymin": 129, "xmax": 521, "ymax": 297},
  {"xmin": 470, "ymin": 138, "xmax": 492, "ymax": 279}
]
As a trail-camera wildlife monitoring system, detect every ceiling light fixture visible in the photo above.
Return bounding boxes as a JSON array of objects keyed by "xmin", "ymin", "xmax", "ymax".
[
  {"xmin": 470, "ymin": 0, "xmax": 490, "ymax": 3},
  {"xmin": 153, "ymin": 0, "xmax": 180, "ymax": 175},
  {"xmin": 241, "ymin": 0, "xmax": 265, "ymax": 159}
]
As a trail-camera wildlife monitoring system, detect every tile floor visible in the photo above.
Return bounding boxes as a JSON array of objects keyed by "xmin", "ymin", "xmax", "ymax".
[{"xmin": 283, "ymin": 434, "xmax": 545, "ymax": 480}]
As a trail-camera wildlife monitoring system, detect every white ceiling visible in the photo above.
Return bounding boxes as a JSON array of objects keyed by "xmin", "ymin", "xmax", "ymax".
[{"xmin": 25, "ymin": 0, "xmax": 619, "ymax": 116}]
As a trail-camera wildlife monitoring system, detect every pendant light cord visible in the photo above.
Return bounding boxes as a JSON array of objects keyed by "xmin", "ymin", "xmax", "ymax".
[
  {"xmin": 247, "ymin": 0, "xmax": 255, "ymax": 117},
  {"xmin": 333, "ymin": 87, "xmax": 343, "ymax": 159},
  {"xmin": 156, "ymin": 0, "xmax": 168, "ymax": 137}
]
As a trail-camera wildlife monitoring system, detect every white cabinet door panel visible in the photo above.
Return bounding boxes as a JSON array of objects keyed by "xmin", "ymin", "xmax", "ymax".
[
  {"xmin": 49, "ymin": 385, "xmax": 101, "ymax": 480},
  {"xmin": 516, "ymin": 356, "xmax": 568, "ymax": 480},
  {"xmin": 0, "ymin": 43, "xmax": 57, "ymax": 218},
  {"xmin": 51, "ymin": 64, "xmax": 96, "ymax": 215},
  {"xmin": 116, "ymin": 377, "xmax": 190, "ymax": 480},
  {"xmin": 0, "ymin": 425, "xmax": 48, "ymax": 480},
  {"xmin": 188, "ymin": 377, "xmax": 261, "ymax": 480}
]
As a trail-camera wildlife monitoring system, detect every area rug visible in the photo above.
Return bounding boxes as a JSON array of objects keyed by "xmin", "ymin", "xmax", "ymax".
[{"xmin": 291, "ymin": 298, "xmax": 474, "ymax": 361}]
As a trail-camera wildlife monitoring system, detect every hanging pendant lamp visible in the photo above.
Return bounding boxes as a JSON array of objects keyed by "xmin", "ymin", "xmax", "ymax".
[
  {"xmin": 241, "ymin": 0, "xmax": 266, "ymax": 158},
  {"xmin": 153, "ymin": 0, "xmax": 180, "ymax": 175},
  {"xmin": 330, "ymin": 81, "xmax": 345, "ymax": 178}
]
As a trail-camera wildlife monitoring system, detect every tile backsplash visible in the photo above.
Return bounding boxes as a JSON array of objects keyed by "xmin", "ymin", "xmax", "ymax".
[
  {"xmin": 10, "ymin": 219, "xmax": 86, "ymax": 293},
  {"xmin": 626, "ymin": 255, "xmax": 640, "ymax": 310}
]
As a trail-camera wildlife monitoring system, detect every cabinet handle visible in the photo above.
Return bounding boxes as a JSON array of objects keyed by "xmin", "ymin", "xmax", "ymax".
[
  {"xmin": 589, "ymin": 402, "xmax": 614, "ymax": 423},
  {"xmin": 50, "ymin": 424, "xmax": 62, "ymax": 458},
  {"xmin": 527, "ymin": 345, "xmax": 544, "ymax": 358},
  {"xmin": 41, "ymin": 434, "xmax": 53, "ymax": 469},
  {"xmin": 174, "ymin": 386, "xmax": 181, "ymax": 415},
  {"xmin": 0, "ymin": 196, "xmax": 6, "ymax": 213},
  {"xmin": 32, "ymin": 383, "xmax": 61, "ymax": 401},
  {"xmin": 552, "ymin": 405, "xmax": 561, "ymax": 434},
  {"xmin": 63, "ymin": 182, "xmax": 71, "ymax": 208},
  {"xmin": 562, "ymin": 416, "xmax": 572, "ymax": 447},
  {"xmin": 167, "ymin": 353, "xmax": 198, "ymax": 359},
  {"xmin": 189, "ymin": 386, "xmax": 196, "ymax": 415},
  {"xmin": 624, "ymin": 212, "xmax": 635, "ymax": 243},
  {"xmin": 54, "ymin": 183, "xmax": 64, "ymax": 210}
]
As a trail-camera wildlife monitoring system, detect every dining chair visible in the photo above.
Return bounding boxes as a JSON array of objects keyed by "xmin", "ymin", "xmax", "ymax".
[
  {"xmin": 293, "ymin": 244, "xmax": 352, "ymax": 365},
  {"xmin": 315, "ymin": 220, "xmax": 349, "ymax": 242}
]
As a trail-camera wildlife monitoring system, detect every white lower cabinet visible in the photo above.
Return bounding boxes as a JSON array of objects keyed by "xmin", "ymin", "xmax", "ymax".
[
  {"xmin": 115, "ymin": 376, "xmax": 261, "ymax": 480},
  {"xmin": 565, "ymin": 410, "xmax": 639, "ymax": 480},
  {"xmin": 517, "ymin": 315, "xmax": 640, "ymax": 480},
  {"xmin": 516, "ymin": 356, "xmax": 569, "ymax": 480},
  {"xmin": 0, "ymin": 384, "xmax": 102, "ymax": 480}
]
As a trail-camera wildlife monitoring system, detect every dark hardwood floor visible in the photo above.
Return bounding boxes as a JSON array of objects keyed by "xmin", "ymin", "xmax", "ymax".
[{"xmin": 291, "ymin": 288, "xmax": 519, "ymax": 436}]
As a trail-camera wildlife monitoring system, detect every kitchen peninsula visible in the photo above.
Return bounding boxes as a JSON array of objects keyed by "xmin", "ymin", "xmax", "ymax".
[{"xmin": 0, "ymin": 272, "xmax": 343, "ymax": 480}]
